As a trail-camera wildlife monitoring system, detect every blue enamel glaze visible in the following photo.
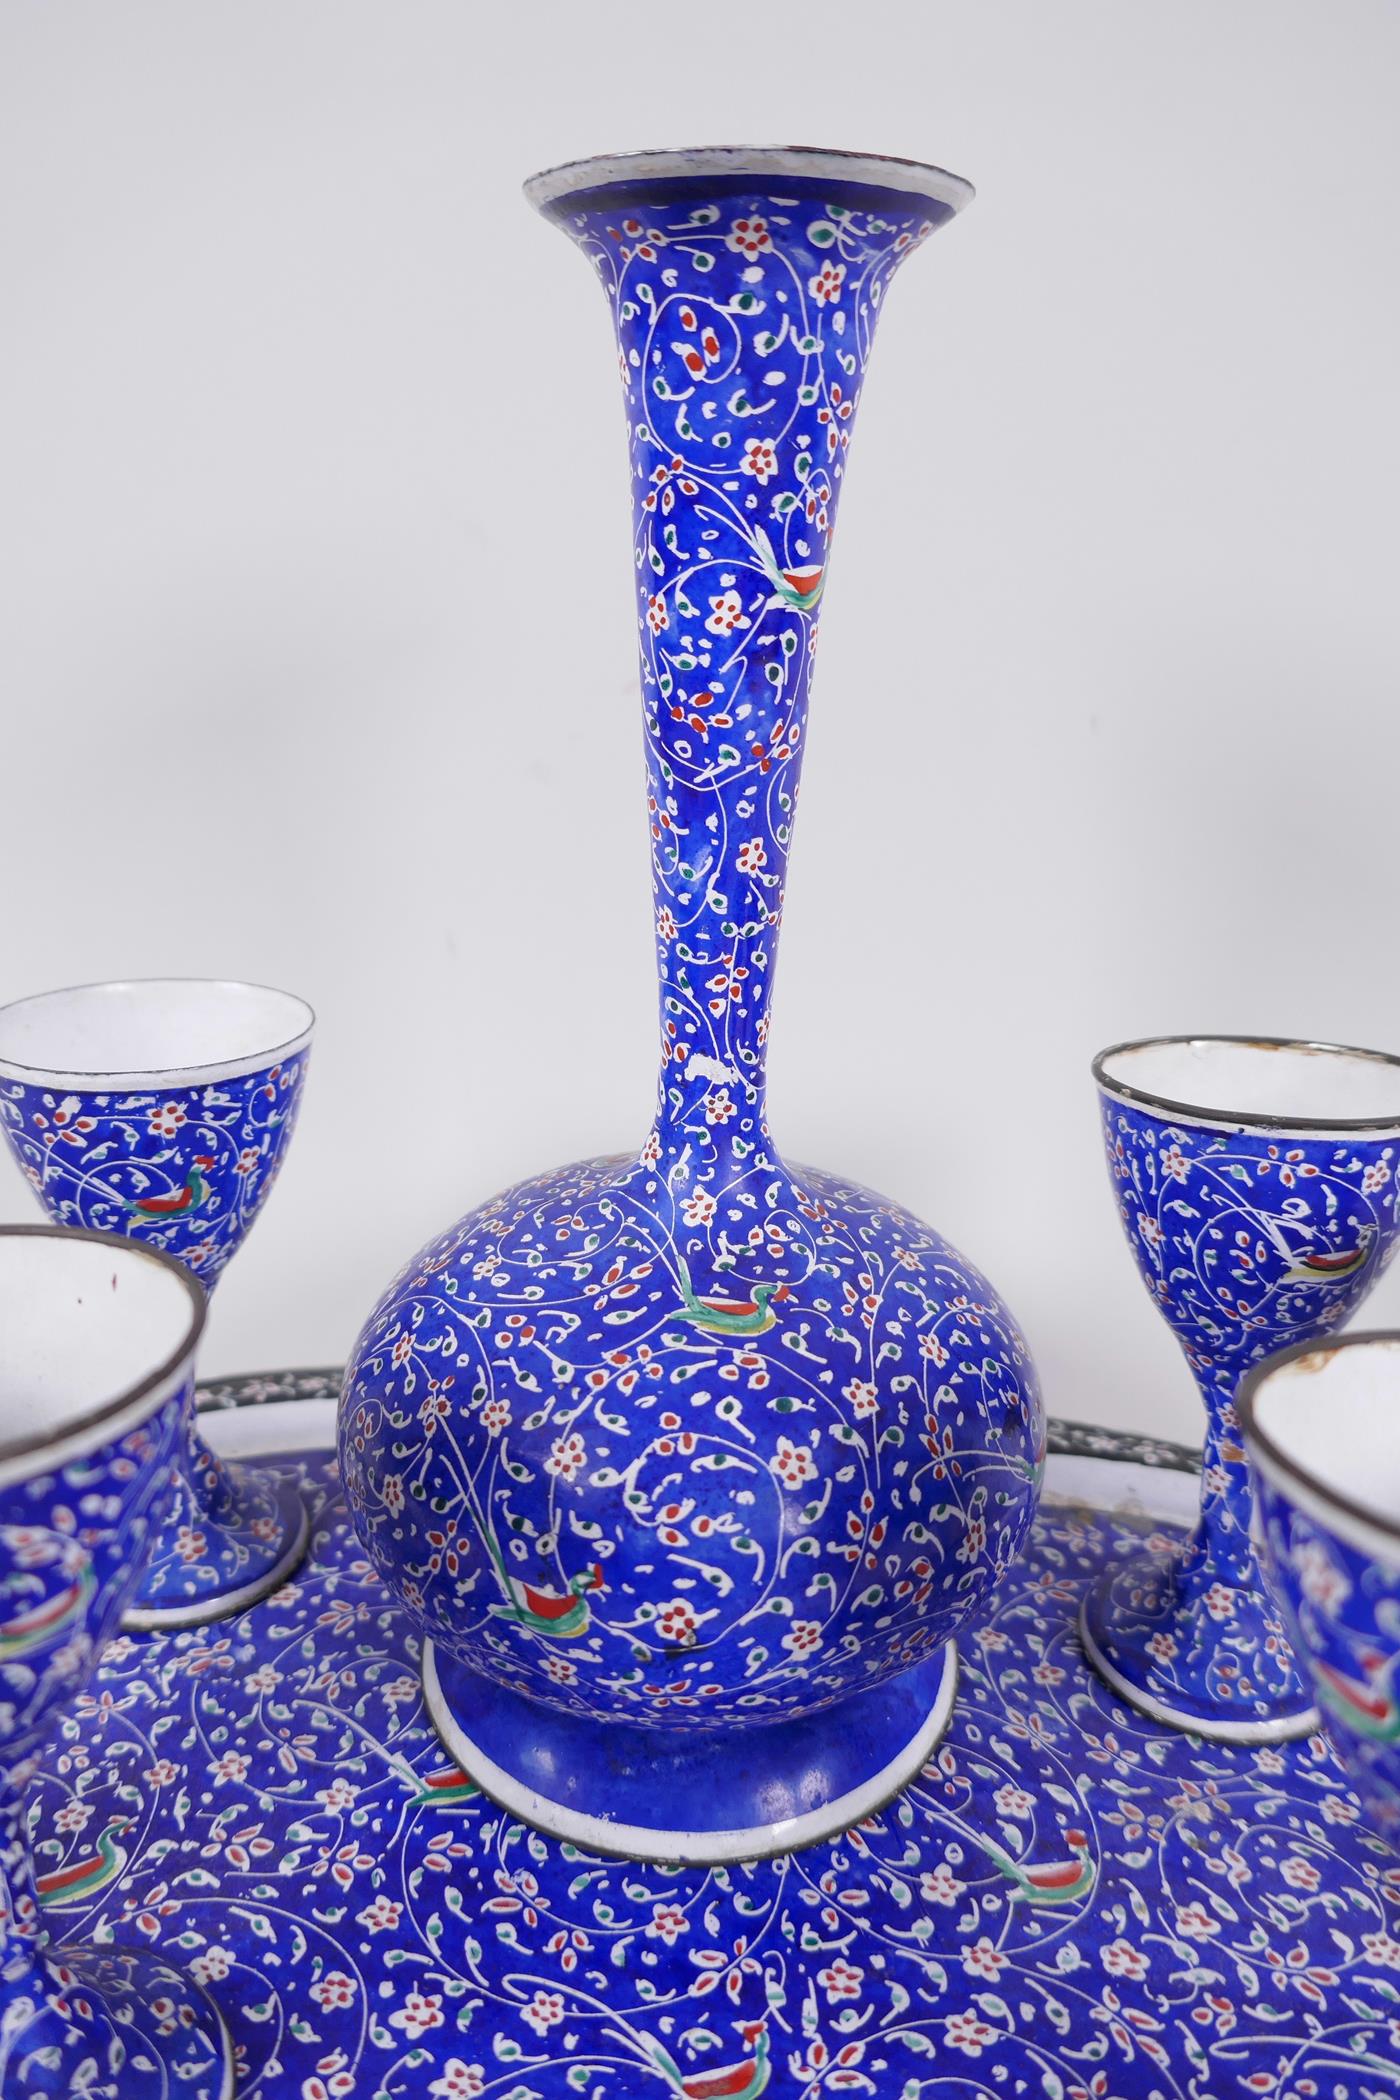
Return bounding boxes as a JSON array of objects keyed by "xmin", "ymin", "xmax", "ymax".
[
  {"xmin": 1085, "ymin": 1061, "xmax": 1400, "ymax": 1739},
  {"xmin": 26, "ymin": 1426, "xmax": 1400, "ymax": 2100},
  {"xmin": 0, "ymin": 1230, "xmax": 228, "ymax": 2098},
  {"xmin": 1240, "ymin": 1333, "xmax": 1400, "ymax": 1847},
  {"xmin": 1254, "ymin": 1464, "xmax": 1400, "ymax": 1842},
  {"xmin": 0, "ymin": 1024, "xmax": 312, "ymax": 1622},
  {"xmin": 425, "ymin": 1640, "xmax": 955, "ymax": 1848},
  {"xmin": 340, "ymin": 153, "xmax": 1042, "ymax": 1850},
  {"xmin": 0, "ymin": 1053, "xmax": 308, "ymax": 1289}
]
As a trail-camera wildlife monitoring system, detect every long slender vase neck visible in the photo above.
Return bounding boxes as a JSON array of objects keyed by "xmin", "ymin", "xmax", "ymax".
[{"xmin": 540, "ymin": 169, "xmax": 960, "ymax": 1180}]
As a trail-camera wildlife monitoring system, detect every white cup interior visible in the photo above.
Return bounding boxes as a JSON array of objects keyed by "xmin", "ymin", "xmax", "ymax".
[
  {"xmin": 1099, "ymin": 1038, "xmax": 1400, "ymax": 1127},
  {"xmin": 0, "ymin": 979, "xmax": 313, "ymax": 1086},
  {"xmin": 0, "ymin": 1234, "xmax": 200, "ymax": 1461},
  {"xmin": 1250, "ymin": 1340, "xmax": 1400, "ymax": 1530}
]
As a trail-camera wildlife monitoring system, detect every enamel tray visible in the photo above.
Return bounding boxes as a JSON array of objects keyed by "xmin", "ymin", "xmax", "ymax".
[{"xmin": 33, "ymin": 1373, "xmax": 1400, "ymax": 2100}]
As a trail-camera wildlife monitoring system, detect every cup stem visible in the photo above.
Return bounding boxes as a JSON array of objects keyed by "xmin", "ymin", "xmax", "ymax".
[
  {"xmin": 1184, "ymin": 1367, "xmax": 1258, "ymax": 1589},
  {"xmin": 1079, "ymin": 1351, "xmax": 1317, "ymax": 1741},
  {"xmin": 119, "ymin": 1408, "xmax": 310, "ymax": 1629}
]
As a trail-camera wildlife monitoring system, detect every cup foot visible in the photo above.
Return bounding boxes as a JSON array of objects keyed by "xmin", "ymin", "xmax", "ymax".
[
  {"xmin": 1080, "ymin": 1547, "xmax": 1318, "ymax": 1743},
  {"xmin": 0, "ymin": 1941, "xmax": 232, "ymax": 2099},
  {"xmin": 122, "ymin": 1458, "xmax": 310, "ymax": 1629},
  {"xmin": 423, "ymin": 1640, "xmax": 958, "ymax": 1864}
]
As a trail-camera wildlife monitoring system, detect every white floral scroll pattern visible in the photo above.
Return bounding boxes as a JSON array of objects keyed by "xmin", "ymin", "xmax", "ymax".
[
  {"xmin": 0, "ymin": 1053, "xmax": 309, "ymax": 1288},
  {"xmin": 27, "ymin": 1445, "xmax": 1400, "ymax": 2100},
  {"xmin": 341, "ymin": 172, "xmax": 1043, "ymax": 1749},
  {"xmin": 342, "ymin": 1155, "xmax": 1041, "ymax": 1728}
]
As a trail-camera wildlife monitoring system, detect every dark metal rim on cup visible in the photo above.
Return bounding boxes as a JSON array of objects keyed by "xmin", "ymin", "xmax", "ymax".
[
  {"xmin": 1092, "ymin": 1034, "xmax": 1400, "ymax": 1135},
  {"xmin": 0, "ymin": 1224, "xmax": 207, "ymax": 1471},
  {"xmin": 0, "ymin": 976, "xmax": 316, "ymax": 1083},
  {"xmin": 524, "ymin": 145, "xmax": 975, "ymax": 215},
  {"xmin": 1236, "ymin": 1328, "xmax": 1400, "ymax": 1550}
]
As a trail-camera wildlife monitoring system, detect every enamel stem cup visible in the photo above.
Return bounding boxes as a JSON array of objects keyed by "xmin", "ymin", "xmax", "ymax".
[
  {"xmin": 1240, "ymin": 1332, "xmax": 1400, "ymax": 1845},
  {"xmin": 0, "ymin": 1226, "xmax": 231, "ymax": 2099},
  {"xmin": 1083, "ymin": 1035, "xmax": 1400, "ymax": 1742},
  {"xmin": 0, "ymin": 980, "xmax": 314, "ymax": 1626}
]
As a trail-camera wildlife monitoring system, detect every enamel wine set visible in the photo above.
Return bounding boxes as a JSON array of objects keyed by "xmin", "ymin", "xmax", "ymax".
[{"xmin": 2, "ymin": 148, "xmax": 1399, "ymax": 2100}]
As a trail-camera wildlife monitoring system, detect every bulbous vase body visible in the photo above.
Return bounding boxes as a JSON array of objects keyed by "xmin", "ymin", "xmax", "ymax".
[{"xmin": 341, "ymin": 147, "xmax": 1042, "ymax": 1861}]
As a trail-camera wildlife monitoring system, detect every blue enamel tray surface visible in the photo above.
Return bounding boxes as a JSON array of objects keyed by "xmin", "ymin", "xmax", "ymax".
[{"xmin": 32, "ymin": 1375, "xmax": 1400, "ymax": 2099}]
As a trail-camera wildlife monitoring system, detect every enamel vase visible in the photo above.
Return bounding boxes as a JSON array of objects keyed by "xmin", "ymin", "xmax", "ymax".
[{"xmin": 340, "ymin": 147, "xmax": 1043, "ymax": 1863}]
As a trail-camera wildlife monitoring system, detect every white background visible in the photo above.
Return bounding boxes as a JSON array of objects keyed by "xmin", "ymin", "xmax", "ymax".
[{"xmin": 2, "ymin": 2, "xmax": 1398, "ymax": 1453}]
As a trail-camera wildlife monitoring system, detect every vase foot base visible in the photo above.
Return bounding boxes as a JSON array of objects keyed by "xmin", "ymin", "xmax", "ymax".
[
  {"xmin": 423, "ymin": 1639, "xmax": 958, "ymax": 1865},
  {"xmin": 122, "ymin": 1470, "xmax": 311, "ymax": 1630},
  {"xmin": 1079, "ymin": 1554, "xmax": 1318, "ymax": 1744}
]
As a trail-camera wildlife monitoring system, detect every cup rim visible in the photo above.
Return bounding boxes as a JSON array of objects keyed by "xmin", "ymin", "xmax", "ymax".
[
  {"xmin": 1092, "ymin": 1033, "xmax": 1400, "ymax": 1135},
  {"xmin": 0, "ymin": 1224, "xmax": 206, "ymax": 1474},
  {"xmin": 1237, "ymin": 1328, "xmax": 1400, "ymax": 1553},
  {"xmin": 524, "ymin": 145, "xmax": 975, "ymax": 216},
  {"xmin": 0, "ymin": 976, "xmax": 316, "ymax": 1089}
]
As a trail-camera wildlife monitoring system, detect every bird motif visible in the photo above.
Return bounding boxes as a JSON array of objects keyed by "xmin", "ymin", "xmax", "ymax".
[
  {"xmin": 1283, "ymin": 1243, "xmax": 1370, "ymax": 1285},
  {"xmin": 125, "ymin": 1153, "xmax": 216, "ymax": 1220},
  {"xmin": 36, "ymin": 1818, "xmax": 131, "ymax": 1909},
  {"xmin": 0, "ymin": 1567, "xmax": 92, "ymax": 1660},
  {"xmin": 752, "ymin": 525, "xmax": 824, "ymax": 613},
  {"xmin": 487, "ymin": 1561, "xmax": 604, "ymax": 1639},
  {"xmin": 676, "ymin": 1256, "xmax": 789, "ymax": 1336},
  {"xmin": 651, "ymin": 2027, "xmax": 771, "ymax": 2099},
  {"xmin": 975, "ymin": 1825, "xmax": 1095, "ymax": 1906},
  {"xmin": 413, "ymin": 1764, "xmax": 479, "ymax": 1806},
  {"xmin": 1313, "ymin": 1651, "xmax": 1400, "ymax": 1741}
]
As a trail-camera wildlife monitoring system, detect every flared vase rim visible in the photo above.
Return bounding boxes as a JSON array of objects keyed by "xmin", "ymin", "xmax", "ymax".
[
  {"xmin": 0, "ymin": 976, "xmax": 316, "ymax": 1090},
  {"xmin": 0, "ymin": 1224, "xmax": 206, "ymax": 1479},
  {"xmin": 1237, "ymin": 1328, "xmax": 1400, "ymax": 1558},
  {"xmin": 524, "ymin": 145, "xmax": 975, "ymax": 216},
  {"xmin": 1092, "ymin": 1033, "xmax": 1400, "ymax": 1137}
]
